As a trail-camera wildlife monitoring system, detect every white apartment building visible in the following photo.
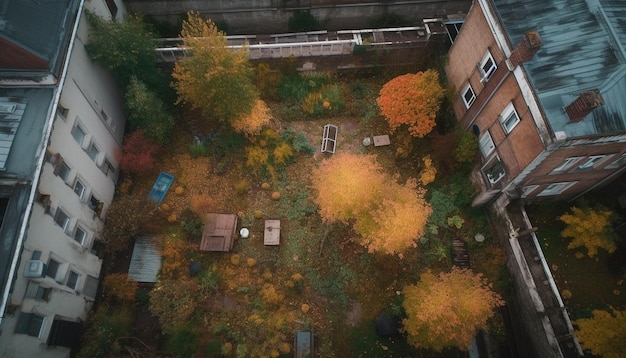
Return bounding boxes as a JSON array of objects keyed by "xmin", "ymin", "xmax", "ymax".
[{"xmin": 0, "ymin": 0, "xmax": 127, "ymax": 356}]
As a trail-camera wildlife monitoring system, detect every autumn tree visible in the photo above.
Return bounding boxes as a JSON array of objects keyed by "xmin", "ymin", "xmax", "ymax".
[
  {"xmin": 125, "ymin": 76, "xmax": 174, "ymax": 144},
  {"xmin": 172, "ymin": 11, "xmax": 258, "ymax": 125},
  {"xmin": 116, "ymin": 130, "xmax": 160, "ymax": 176},
  {"xmin": 559, "ymin": 206, "xmax": 616, "ymax": 257},
  {"xmin": 376, "ymin": 70, "xmax": 445, "ymax": 138},
  {"xmin": 574, "ymin": 307, "xmax": 626, "ymax": 358},
  {"xmin": 402, "ymin": 267, "xmax": 504, "ymax": 351},
  {"xmin": 311, "ymin": 153, "xmax": 432, "ymax": 255},
  {"xmin": 230, "ymin": 99, "xmax": 272, "ymax": 136}
]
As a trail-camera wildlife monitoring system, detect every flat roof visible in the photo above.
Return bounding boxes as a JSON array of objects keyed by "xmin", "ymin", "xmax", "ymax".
[{"xmin": 493, "ymin": 0, "xmax": 626, "ymax": 138}]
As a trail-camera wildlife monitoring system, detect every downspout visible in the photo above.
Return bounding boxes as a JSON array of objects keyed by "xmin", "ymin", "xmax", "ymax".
[{"xmin": 0, "ymin": 0, "xmax": 85, "ymax": 326}]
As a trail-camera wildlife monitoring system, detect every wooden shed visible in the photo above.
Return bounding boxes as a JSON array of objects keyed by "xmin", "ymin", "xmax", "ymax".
[{"xmin": 199, "ymin": 213, "xmax": 238, "ymax": 252}]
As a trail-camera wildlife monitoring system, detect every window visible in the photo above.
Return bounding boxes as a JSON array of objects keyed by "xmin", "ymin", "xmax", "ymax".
[
  {"xmin": 15, "ymin": 312, "xmax": 45, "ymax": 337},
  {"xmin": 537, "ymin": 182, "xmax": 576, "ymax": 197},
  {"xmin": 73, "ymin": 226, "xmax": 87, "ymax": 246},
  {"xmin": 479, "ymin": 132, "xmax": 495, "ymax": 157},
  {"xmin": 500, "ymin": 103, "xmax": 520, "ymax": 134},
  {"xmin": 66, "ymin": 271, "xmax": 80, "ymax": 290},
  {"xmin": 88, "ymin": 194, "xmax": 102, "ymax": 215},
  {"xmin": 71, "ymin": 124, "xmax": 86, "ymax": 146},
  {"xmin": 57, "ymin": 162, "xmax": 71, "ymax": 182},
  {"xmin": 73, "ymin": 179, "xmax": 85, "ymax": 199},
  {"xmin": 462, "ymin": 84, "xmax": 476, "ymax": 108},
  {"xmin": 57, "ymin": 104, "xmax": 69, "ymax": 122},
  {"xmin": 575, "ymin": 155, "xmax": 607, "ymax": 171},
  {"xmin": 25, "ymin": 281, "xmax": 51, "ymax": 301},
  {"xmin": 521, "ymin": 185, "xmax": 540, "ymax": 198},
  {"xmin": 551, "ymin": 157, "xmax": 583, "ymax": 173},
  {"xmin": 87, "ymin": 143, "xmax": 100, "ymax": 162},
  {"xmin": 479, "ymin": 51, "xmax": 497, "ymax": 82},
  {"xmin": 46, "ymin": 258, "xmax": 60, "ymax": 278},
  {"xmin": 102, "ymin": 158, "xmax": 116, "ymax": 178},
  {"xmin": 53, "ymin": 208, "xmax": 70, "ymax": 231},
  {"xmin": 483, "ymin": 157, "xmax": 506, "ymax": 184},
  {"xmin": 606, "ymin": 154, "xmax": 626, "ymax": 169}
]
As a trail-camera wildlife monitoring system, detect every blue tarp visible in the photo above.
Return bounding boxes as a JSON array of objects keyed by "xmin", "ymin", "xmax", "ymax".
[{"xmin": 148, "ymin": 171, "xmax": 174, "ymax": 204}]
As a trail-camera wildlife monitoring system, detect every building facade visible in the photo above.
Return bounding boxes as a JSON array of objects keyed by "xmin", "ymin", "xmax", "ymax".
[
  {"xmin": 0, "ymin": 0, "xmax": 126, "ymax": 356},
  {"xmin": 447, "ymin": 0, "xmax": 626, "ymax": 206}
]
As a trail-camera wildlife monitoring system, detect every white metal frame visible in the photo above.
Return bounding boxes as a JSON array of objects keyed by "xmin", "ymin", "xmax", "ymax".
[{"xmin": 321, "ymin": 124, "xmax": 338, "ymax": 154}]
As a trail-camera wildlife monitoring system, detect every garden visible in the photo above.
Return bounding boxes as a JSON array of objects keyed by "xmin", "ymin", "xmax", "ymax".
[{"xmin": 78, "ymin": 11, "xmax": 512, "ymax": 358}]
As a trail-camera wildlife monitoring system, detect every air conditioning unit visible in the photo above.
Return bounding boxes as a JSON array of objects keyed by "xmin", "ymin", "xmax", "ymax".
[{"xmin": 24, "ymin": 260, "xmax": 45, "ymax": 278}]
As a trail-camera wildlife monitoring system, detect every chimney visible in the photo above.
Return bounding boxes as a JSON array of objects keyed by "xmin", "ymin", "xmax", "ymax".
[
  {"xmin": 565, "ymin": 89, "xmax": 604, "ymax": 122},
  {"xmin": 508, "ymin": 31, "xmax": 542, "ymax": 68}
]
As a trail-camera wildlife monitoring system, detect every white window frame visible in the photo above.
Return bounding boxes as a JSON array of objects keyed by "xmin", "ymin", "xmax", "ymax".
[
  {"xmin": 479, "ymin": 131, "xmax": 495, "ymax": 157},
  {"xmin": 606, "ymin": 154, "xmax": 626, "ymax": 169},
  {"xmin": 66, "ymin": 270, "xmax": 81, "ymax": 291},
  {"xmin": 575, "ymin": 155, "xmax": 608, "ymax": 171},
  {"xmin": 551, "ymin": 157, "xmax": 583, "ymax": 174},
  {"xmin": 521, "ymin": 185, "xmax": 540, "ymax": 198},
  {"xmin": 462, "ymin": 84, "xmax": 476, "ymax": 108},
  {"xmin": 71, "ymin": 123, "xmax": 86, "ymax": 147},
  {"xmin": 53, "ymin": 208, "xmax": 70, "ymax": 232},
  {"xmin": 87, "ymin": 142, "xmax": 100, "ymax": 162},
  {"xmin": 499, "ymin": 102, "xmax": 520, "ymax": 134},
  {"xmin": 537, "ymin": 182, "xmax": 577, "ymax": 197},
  {"xmin": 479, "ymin": 51, "xmax": 497, "ymax": 82},
  {"xmin": 73, "ymin": 225, "xmax": 88, "ymax": 246},
  {"xmin": 73, "ymin": 179, "xmax": 85, "ymax": 199}
]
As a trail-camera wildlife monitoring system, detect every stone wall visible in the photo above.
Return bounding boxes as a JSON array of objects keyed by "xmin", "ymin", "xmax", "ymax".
[{"xmin": 124, "ymin": 0, "xmax": 470, "ymax": 34}]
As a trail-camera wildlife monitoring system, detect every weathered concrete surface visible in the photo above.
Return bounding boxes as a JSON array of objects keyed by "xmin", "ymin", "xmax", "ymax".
[{"xmin": 124, "ymin": 0, "xmax": 470, "ymax": 34}]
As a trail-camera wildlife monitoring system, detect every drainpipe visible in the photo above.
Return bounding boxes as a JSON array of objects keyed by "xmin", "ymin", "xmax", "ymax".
[{"xmin": 0, "ymin": 0, "xmax": 85, "ymax": 326}]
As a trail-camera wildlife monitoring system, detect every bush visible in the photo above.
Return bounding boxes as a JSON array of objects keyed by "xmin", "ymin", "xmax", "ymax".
[
  {"xmin": 454, "ymin": 130, "xmax": 478, "ymax": 164},
  {"xmin": 125, "ymin": 76, "xmax": 174, "ymax": 144},
  {"xmin": 165, "ymin": 325, "xmax": 199, "ymax": 358},
  {"xmin": 116, "ymin": 130, "xmax": 160, "ymax": 176}
]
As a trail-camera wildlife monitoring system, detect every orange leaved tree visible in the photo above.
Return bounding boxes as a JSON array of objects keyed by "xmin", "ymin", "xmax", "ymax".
[
  {"xmin": 575, "ymin": 307, "xmax": 626, "ymax": 358},
  {"xmin": 376, "ymin": 69, "xmax": 444, "ymax": 138},
  {"xmin": 311, "ymin": 153, "xmax": 432, "ymax": 255},
  {"xmin": 230, "ymin": 99, "xmax": 272, "ymax": 137},
  {"xmin": 559, "ymin": 206, "xmax": 616, "ymax": 257},
  {"xmin": 402, "ymin": 267, "xmax": 504, "ymax": 351}
]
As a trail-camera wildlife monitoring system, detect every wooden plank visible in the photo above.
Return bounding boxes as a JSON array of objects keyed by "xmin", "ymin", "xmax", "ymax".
[
  {"xmin": 264, "ymin": 219, "xmax": 281, "ymax": 245},
  {"xmin": 373, "ymin": 135, "xmax": 390, "ymax": 147}
]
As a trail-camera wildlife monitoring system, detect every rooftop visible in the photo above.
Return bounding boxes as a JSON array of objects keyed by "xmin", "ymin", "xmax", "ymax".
[
  {"xmin": 493, "ymin": 0, "xmax": 626, "ymax": 138},
  {"xmin": 0, "ymin": 0, "xmax": 80, "ymax": 75}
]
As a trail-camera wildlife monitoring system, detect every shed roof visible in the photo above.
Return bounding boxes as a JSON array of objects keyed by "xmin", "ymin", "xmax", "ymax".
[
  {"xmin": 200, "ymin": 213, "xmax": 238, "ymax": 252},
  {"xmin": 128, "ymin": 236, "xmax": 162, "ymax": 283},
  {"xmin": 493, "ymin": 0, "xmax": 626, "ymax": 138}
]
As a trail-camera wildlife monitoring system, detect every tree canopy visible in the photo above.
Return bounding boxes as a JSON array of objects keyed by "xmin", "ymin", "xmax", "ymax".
[
  {"xmin": 402, "ymin": 268, "xmax": 504, "ymax": 351},
  {"xmin": 376, "ymin": 70, "xmax": 444, "ymax": 138},
  {"xmin": 559, "ymin": 206, "xmax": 616, "ymax": 257},
  {"xmin": 125, "ymin": 76, "xmax": 174, "ymax": 144},
  {"xmin": 575, "ymin": 308, "xmax": 626, "ymax": 358},
  {"xmin": 311, "ymin": 153, "xmax": 432, "ymax": 255},
  {"xmin": 172, "ymin": 11, "xmax": 258, "ymax": 125}
]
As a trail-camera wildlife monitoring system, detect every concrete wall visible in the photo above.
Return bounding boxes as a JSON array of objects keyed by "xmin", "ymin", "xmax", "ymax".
[{"xmin": 124, "ymin": 0, "xmax": 471, "ymax": 34}]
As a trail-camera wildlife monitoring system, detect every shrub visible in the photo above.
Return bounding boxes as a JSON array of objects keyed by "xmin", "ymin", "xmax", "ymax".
[
  {"xmin": 116, "ymin": 130, "xmax": 160, "ymax": 176},
  {"xmin": 189, "ymin": 142, "xmax": 210, "ymax": 158},
  {"xmin": 454, "ymin": 130, "xmax": 478, "ymax": 164},
  {"xmin": 125, "ymin": 76, "xmax": 174, "ymax": 144},
  {"xmin": 103, "ymin": 273, "xmax": 138, "ymax": 303},
  {"xmin": 165, "ymin": 325, "xmax": 198, "ymax": 358},
  {"xmin": 233, "ymin": 179, "xmax": 250, "ymax": 196}
]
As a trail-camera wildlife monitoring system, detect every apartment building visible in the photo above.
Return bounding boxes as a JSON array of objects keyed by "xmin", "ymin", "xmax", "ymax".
[
  {"xmin": 446, "ymin": 0, "xmax": 626, "ymax": 206},
  {"xmin": 0, "ymin": 0, "xmax": 126, "ymax": 356}
]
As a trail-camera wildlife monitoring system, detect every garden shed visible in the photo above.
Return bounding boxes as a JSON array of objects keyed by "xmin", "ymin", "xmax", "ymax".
[{"xmin": 200, "ymin": 213, "xmax": 238, "ymax": 252}]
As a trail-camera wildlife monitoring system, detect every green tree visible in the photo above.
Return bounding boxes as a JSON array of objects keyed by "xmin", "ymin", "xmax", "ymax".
[
  {"xmin": 402, "ymin": 268, "xmax": 504, "ymax": 351},
  {"xmin": 85, "ymin": 12, "xmax": 165, "ymax": 91},
  {"xmin": 575, "ymin": 307, "xmax": 626, "ymax": 358},
  {"xmin": 559, "ymin": 206, "xmax": 616, "ymax": 257},
  {"xmin": 125, "ymin": 76, "xmax": 174, "ymax": 144},
  {"xmin": 172, "ymin": 11, "xmax": 258, "ymax": 125}
]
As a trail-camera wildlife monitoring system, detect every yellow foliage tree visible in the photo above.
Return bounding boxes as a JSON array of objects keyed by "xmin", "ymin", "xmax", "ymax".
[
  {"xmin": 575, "ymin": 308, "xmax": 626, "ymax": 358},
  {"xmin": 311, "ymin": 153, "xmax": 432, "ymax": 255},
  {"xmin": 559, "ymin": 206, "xmax": 616, "ymax": 257},
  {"xmin": 172, "ymin": 11, "xmax": 258, "ymax": 124},
  {"xmin": 376, "ymin": 70, "xmax": 444, "ymax": 138},
  {"xmin": 402, "ymin": 267, "xmax": 504, "ymax": 351},
  {"xmin": 231, "ymin": 99, "xmax": 272, "ymax": 137}
]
